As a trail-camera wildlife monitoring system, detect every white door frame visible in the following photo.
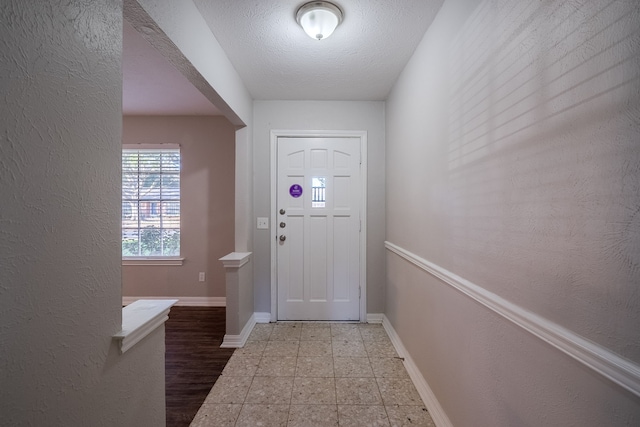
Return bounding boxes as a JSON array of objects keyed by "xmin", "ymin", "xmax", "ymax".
[{"xmin": 270, "ymin": 130, "xmax": 367, "ymax": 322}]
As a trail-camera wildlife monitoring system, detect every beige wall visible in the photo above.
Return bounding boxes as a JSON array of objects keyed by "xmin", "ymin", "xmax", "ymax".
[
  {"xmin": 122, "ymin": 116, "xmax": 235, "ymax": 299},
  {"xmin": 385, "ymin": 0, "xmax": 640, "ymax": 425}
]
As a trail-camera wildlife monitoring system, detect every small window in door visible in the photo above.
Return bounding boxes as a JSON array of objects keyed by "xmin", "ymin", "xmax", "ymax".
[{"xmin": 312, "ymin": 177, "xmax": 326, "ymax": 208}]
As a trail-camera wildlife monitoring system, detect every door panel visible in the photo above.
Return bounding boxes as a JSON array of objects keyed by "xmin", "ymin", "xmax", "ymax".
[{"xmin": 277, "ymin": 137, "xmax": 360, "ymax": 321}]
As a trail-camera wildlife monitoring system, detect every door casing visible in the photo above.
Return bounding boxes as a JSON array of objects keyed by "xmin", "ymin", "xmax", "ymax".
[{"xmin": 270, "ymin": 130, "xmax": 368, "ymax": 322}]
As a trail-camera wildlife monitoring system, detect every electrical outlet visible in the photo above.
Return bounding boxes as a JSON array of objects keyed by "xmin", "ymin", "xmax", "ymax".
[
  {"xmin": 257, "ymin": 217, "xmax": 269, "ymax": 229},
  {"xmin": 198, "ymin": 272, "xmax": 205, "ymax": 282}
]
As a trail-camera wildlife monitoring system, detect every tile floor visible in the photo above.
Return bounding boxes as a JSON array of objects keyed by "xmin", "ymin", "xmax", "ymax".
[{"xmin": 190, "ymin": 322, "xmax": 435, "ymax": 427}]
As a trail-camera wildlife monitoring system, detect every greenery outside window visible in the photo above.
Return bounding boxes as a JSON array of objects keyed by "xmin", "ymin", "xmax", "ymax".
[{"xmin": 122, "ymin": 144, "xmax": 181, "ymax": 261}]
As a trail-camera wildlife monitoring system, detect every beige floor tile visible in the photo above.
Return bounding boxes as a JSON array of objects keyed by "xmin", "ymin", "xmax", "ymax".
[
  {"xmin": 197, "ymin": 321, "xmax": 425, "ymax": 427},
  {"xmin": 335, "ymin": 377, "xmax": 383, "ymax": 405},
  {"xmin": 358, "ymin": 323, "xmax": 384, "ymax": 330},
  {"xmin": 302, "ymin": 322, "xmax": 332, "ymax": 329},
  {"xmin": 365, "ymin": 340, "xmax": 398, "ymax": 358},
  {"xmin": 276, "ymin": 321, "xmax": 303, "ymax": 328},
  {"xmin": 247, "ymin": 323, "xmax": 274, "ymax": 341},
  {"xmin": 299, "ymin": 340, "xmax": 333, "ymax": 357},
  {"xmin": 221, "ymin": 355, "xmax": 260, "ymax": 376},
  {"xmin": 264, "ymin": 340, "xmax": 299, "ymax": 357},
  {"xmin": 271, "ymin": 324, "xmax": 302, "ymax": 341},
  {"xmin": 288, "ymin": 404, "xmax": 339, "ymax": 427},
  {"xmin": 234, "ymin": 340, "xmax": 266, "ymax": 357},
  {"xmin": 256, "ymin": 356, "xmax": 297, "ymax": 377},
  {"xmin": 337, "ymin": 405, "xmax": 390, "ymax": 427},
  {"xmin": 189, "ymin": 403, "xmax": 241, "ymax": 427},
  {"xmin": 291, "ymin": 377, "xmax": 336, "ymax": 404},
  {"xmin": 370, "ymin": 358, "xmax": 409, "ymax": 378},
  {"xmin": 359, "ymin": 326, "xmax": 391, "ymax": 342},
  {"xmin": 386, "ymin": 405, "xmax": 435, "ymax": 427},
  {"xmin": 301, "ymin": 327, "xmax": 332, "ymax": 341},
  {"xmin": 333, "ymin": 357, "xmax": 374, "ymax": 377},
  {"xmin": 295, "ymin": 356, "xmax": 334, "ymax": 377},
  {"xmin": 203, "ymin": 376, "xmax": 252, "ymax": 404},
  {"xmin": 245, "ymin": 377, "xmax": 294, "ymax": 404},
  {"xmin": 377, "ymin": 378, "xmax": 423, "ymax": 406},
  {"xmin": 332, "ymin": 339, "xmax": 367, "ymax": 357},
  {"xmin": 235, "ymin": 404, "xmax": 289, "ymax": 427},
  {"xmin": 331, "ymin": 325, "xmax": 362, "ymax": 341},
  {"xmin": 331, "ymin": 323, "xmax": 360, "ymax": 333}
]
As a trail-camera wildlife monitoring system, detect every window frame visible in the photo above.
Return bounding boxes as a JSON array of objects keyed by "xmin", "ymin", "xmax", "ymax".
[{"xmin": 121, "ymin": 143, "xmax": 183, "ymax": 265}]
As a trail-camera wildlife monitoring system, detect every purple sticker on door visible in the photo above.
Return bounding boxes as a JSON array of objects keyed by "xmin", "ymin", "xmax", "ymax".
[{"xmin": 289, "ymin": 184, "xmax": 303, "ymax": 198}]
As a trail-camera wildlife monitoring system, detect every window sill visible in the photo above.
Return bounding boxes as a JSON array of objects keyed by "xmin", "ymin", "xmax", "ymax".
[{"xmin": 122, "ymin": 257, "xmax": 184, "ymax": 266}]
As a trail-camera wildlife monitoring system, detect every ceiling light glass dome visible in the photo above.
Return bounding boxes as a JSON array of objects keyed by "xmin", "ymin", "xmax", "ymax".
[{"xmin": 296, "ymin": 1, "xmax": 344, "ymax": 41}]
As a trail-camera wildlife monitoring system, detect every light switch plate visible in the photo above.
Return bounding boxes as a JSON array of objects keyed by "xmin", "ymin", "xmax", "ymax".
[{"xmin": 257, "ymin": 217, "xmax": 269, "ymax": 229}]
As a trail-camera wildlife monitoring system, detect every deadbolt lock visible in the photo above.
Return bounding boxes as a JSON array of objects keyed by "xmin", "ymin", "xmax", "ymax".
[
  {"xmin": 280, "ymin": 222, "xmax": 286, "ymax": 228},
  {"xmin": 279, "ymin": 209, "xmax": 286, "ymax": 215}
]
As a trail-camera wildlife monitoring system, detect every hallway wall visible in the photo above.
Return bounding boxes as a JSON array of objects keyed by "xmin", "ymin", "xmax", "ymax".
[
  {"xmin": 0, "ymin": 2, "xmax": 165, "ymax": 425},
  {"xmin": 122, "ymin": 116, "xmax": 235, "ymax": 299},
  {"xmin": 385, "ymin": 0, "xmax": 640, "ymax": 425},
  {"xmin": 252, "ymin": 101, "xmax": 386, "ymax": 316}
]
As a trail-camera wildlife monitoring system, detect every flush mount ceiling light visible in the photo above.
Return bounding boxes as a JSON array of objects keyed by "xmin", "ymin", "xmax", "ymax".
[{"xmin": 296, "ymin": 1, "xmax": 343, "ymax": 41}]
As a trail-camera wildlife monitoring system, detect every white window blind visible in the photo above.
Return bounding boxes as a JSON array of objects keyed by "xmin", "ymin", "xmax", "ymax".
[{"xmin": 122, "ymin": 145, "xmax": 180, "ymax": 257}]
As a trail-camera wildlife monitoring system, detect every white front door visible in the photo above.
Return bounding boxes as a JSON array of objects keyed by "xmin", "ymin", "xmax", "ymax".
[{"xmin": 276, "ymin": 137, "xmax": 361, "ymax": 321}]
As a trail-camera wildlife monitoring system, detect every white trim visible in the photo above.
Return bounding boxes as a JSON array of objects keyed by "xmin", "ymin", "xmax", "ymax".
[
  {"xmin": 254, "ymin": 312, "xmax": 272, "ymax": 323},
  {"xmin": 270, "ymin": 130, "xmax": 368, "ymax": 322},
  {"xmin": 270, "ymin": 131, "xmax": 278, "ymax": 322},
  {"xmin": 114, "ymin": 299, "xmax": 178, "ymax": 353},
  {"xmin": 385, "ymin": 241, "xmax": 640, "ymax": 399},
  {"xmin": 122, "ymin": 257, "xmax": 184, "ymax": 266},
  {"xmin": 381, "ymin": 314, "xmax": 453, "ymax": 427},
  {"xmin": 366, "ymin": 313, "xmax": 384, "ymax": 324},
  {"xmin": 221, "ymin": 313, "xmax": 256, "ymax": 348},
  {"xmin": 122, "ymin": 296, "xmax": 226, "ymax": 307},
  {"xmin": 219, "ymin": 252, "xmax": 252, "ymax": 268}
]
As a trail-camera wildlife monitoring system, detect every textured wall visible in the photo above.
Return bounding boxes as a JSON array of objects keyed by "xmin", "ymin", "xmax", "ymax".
[
  {"xmin": 385, "ymin": 0, "xmax": 640, "ymax": 425},
  {"xmin": 252, "ymin": 101, "xmax": 386, "ymax": 315},
  {"xmin": 122, "ymin": 116, "xmax": 235, "ymax": 299},
  {"xmin": 0, "ymin": 1, "xmax": 165, "ymax": 425}
]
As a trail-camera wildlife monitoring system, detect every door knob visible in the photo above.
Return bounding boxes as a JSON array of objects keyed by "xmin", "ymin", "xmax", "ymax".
[
  {"xmin": 280, "ymin": 209, "xmax": 286, "ymax": 215},
  {"xmin": 279, "ymin": 235, "xmax": 286, "ymax": 242}
]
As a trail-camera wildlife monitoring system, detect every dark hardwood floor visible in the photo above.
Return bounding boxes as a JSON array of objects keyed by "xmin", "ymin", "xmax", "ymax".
[{"xmin": 165, "ymin": 306, "xmax": 235, "ymax": 427}]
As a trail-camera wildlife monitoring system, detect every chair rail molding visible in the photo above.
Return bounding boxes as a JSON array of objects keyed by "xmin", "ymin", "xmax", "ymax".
[{"xmin": 385, "ymin": 241, "xmax": 640, "ymax": 399}]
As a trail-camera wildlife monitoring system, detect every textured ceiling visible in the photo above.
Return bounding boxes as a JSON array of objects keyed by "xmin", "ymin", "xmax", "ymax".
[
  {"xmin": 193, "ymin": 0, "xmax": 444, "ymax": 101},
  {"xmin": 122, "ymin": 1, "xmax": 444, "ymax": 114}
]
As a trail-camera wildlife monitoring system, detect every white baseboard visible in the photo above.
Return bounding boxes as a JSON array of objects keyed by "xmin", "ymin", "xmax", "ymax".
[
  {"xmin": 385, "ymin": 241, "xmax": 640, "ymax": 399},
  {"xmin": 254, "ymin": 312, "xmax": 272, "ymax": 323},
  {"xmin": 382, "ymin": 315, "xmax": 453, "ymax": 427},
  {"xmin": 221, "ymin": 313, "xmax": 256, "ymax": 348},
  {"xmin": 366, "ymin": 313, "xmax": 384, "ymax": 324},
  {"xmin": 122, "ymin": 296, "xmax": 226, "ymax": 307}
]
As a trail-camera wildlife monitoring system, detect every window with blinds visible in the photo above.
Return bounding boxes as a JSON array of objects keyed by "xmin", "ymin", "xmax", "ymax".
[{"xmin": 122, "ymin": 145, "xmax": 180, "ymax": 257}]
